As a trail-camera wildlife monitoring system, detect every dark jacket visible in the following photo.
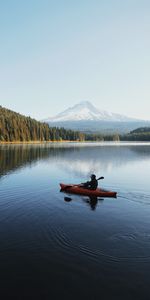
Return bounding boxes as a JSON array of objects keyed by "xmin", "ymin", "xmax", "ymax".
[{"xmin": 83, "ymin": 178, "xmax": 98, "ymax": 190}]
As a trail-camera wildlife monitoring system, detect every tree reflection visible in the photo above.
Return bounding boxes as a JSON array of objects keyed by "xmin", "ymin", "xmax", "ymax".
[{"xmin": 1, "ymin": 143, "xmax": 150, "ymax": 180}]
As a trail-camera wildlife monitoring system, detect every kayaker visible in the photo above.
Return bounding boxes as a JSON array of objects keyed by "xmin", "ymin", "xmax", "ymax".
[{"xmin": 81, "ymin": 174, "xmax": 98, "ymax": 190}]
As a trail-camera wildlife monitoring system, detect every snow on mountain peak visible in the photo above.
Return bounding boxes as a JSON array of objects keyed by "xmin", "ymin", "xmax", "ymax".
[{"xmin": 45, "ymin": 101, "xmax": 136, "ymax": 122}]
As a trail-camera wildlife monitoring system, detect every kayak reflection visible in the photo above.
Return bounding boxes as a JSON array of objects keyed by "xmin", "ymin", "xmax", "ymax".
[{"xmin": 64, "ymin": 195, "xmax": 104, "ymax": 211}]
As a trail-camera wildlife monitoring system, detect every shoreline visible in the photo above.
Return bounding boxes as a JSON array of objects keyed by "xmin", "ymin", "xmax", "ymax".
[
  {"xmin": 0, "ymin": 140, "xmax": 150, "ymax": 145},
  {"xmin": 0, "ymin": 140, "xmax": 86, "ymax": 144}
]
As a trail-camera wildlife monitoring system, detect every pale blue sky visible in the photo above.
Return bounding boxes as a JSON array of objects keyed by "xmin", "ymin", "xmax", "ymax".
[{"xmin": 0, "ymin": 0, "xmax": 150, "ymax": 120}]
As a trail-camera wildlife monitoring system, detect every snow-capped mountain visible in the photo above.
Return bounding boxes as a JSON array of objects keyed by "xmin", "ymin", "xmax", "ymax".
[
  {"xmin": 43, "ymin": 101, "xmax": 149, "ymax": 134},
  {"xmin": 44, "ymin": 101, "xmax": 136, "ymax": 123}
]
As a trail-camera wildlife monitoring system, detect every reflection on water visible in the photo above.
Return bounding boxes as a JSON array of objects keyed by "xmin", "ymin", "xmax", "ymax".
[
  {"xmin": 1, "ymin": 142, "xmax": 150, "ymax": 179},
  {"xmin": 64, "ymin": 195, "xmax": 104, "ymax": 210},
  {"xmin": 0, "ymin": 142, "xmax": 150, "ymax": 299},
  {"xmin": 0, "ymin": 144, "xmax": 72, "ymax": 177}
]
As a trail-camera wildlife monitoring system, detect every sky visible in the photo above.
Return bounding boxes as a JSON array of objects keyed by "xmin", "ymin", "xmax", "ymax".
[{"xmin": 0, "ymin": 0, "xmax": 150, "ymax": 120}]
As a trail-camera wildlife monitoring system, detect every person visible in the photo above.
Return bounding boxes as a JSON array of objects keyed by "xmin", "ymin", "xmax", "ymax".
[{"xmin": 81, "ymin": 174, "xmax": 98, "ymax": 190}]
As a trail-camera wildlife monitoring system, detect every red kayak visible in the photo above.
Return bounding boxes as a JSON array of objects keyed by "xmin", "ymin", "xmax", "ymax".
[{"xmin": 60, "ymin": 183, "xmax": 117, "ymax": 198}]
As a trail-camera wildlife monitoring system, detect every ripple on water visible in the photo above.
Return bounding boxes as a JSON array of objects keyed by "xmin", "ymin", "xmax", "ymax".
[
  {"xmin": 106, "ymin": 231, "xmax": 150, "ymax": 263},
  {"xmin": 119, "ymin": 191, "xmax": 150, "ymax": 206},
  {"xmin": 1, "ymin": 184, "xmax": 150, "ymax": 268},
  {"xmin": 42, "ymin": 218, "xmax": 150, "ymax": 266}
]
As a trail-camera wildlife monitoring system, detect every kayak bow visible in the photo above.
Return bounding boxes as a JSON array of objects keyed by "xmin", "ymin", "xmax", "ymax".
[{"xmin": 60, "ymin": 183, "xmax": 117, "ymax": 198}]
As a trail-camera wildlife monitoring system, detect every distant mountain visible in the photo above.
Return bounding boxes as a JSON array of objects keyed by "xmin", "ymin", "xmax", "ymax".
[
  {"xmin": 44, "ymin": 101, "xmax": 137, "ymax": 122},
  {"xmin": 44, "ymin": 101, "xmax": 150, "ymax": 134}
]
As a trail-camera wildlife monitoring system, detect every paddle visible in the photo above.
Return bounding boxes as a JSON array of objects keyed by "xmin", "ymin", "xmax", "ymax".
[
  {"xmin": 97, "ymin": 176, "xmax": 104, "ymax": 180},
  {"xmin": 61, "ymin": 176, "xmax": 104, "ymax": 190}
]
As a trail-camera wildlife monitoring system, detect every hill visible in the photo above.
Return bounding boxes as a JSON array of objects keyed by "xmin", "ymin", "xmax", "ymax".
[
  {"xmin": 120, "ymin": 127, "xmax": 150, "ymax": 141},
  {"xmin": 0, "ymin": 106, "xmax": 50, "ymax": 142},
  {"xmin": 130, "ymin": 127, "xmax": 150, "ymax": 134},
  {"xmin": 1, "ymin": 106, "xmax": 150, "ymax": 142},
  {"xmin": 0, "ymin": 106, "xmax": 84, "ymax": 142}
]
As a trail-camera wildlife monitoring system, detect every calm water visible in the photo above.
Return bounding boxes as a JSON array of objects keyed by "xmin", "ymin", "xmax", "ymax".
[{"xmin": 0, "ymin": 142, "xmax": 150, "ymax": 299}]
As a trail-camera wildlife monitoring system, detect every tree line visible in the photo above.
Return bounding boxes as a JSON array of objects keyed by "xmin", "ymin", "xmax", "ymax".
[
  {"xmin": 0, "ymin": 106, "xmax": 150, "ymax": 142},
  {"xmin": 120, "ymin": 127, "xmax": 150, "ymax": 141},
  {"xmin": 0, "ymin": 106, "xmax": 86, "ymax": 142}
]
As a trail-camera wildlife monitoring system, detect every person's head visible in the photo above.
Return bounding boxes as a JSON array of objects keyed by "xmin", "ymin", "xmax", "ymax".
[{"xmin": 90, "ymin": 174, "xmax": 96, "ymax": 180}]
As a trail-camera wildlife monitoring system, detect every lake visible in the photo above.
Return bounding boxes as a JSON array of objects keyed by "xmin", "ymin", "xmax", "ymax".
[{"xmin": 0, "ymin": 142, "xmax": 150, "ymax": 299}]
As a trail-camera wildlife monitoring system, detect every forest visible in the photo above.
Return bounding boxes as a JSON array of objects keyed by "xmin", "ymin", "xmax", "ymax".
[
  {"xmin": 0, "ymin": 106, "xmax": 85, "ymax": 142},
  {"xmin": 120, "ymin": 127, "xmax": 150, "ymax": 141},
  {"xmin": 0, "ymin": 106, "xmax": 150, "ymax": 142}
]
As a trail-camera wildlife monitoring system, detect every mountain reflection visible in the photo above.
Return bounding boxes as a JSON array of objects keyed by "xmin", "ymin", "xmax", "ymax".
[
  {"xmin": 48, "ymin": 144, "xmax": 150, "ymax": 177},
  {"xmin": 0, "ymin": 143, "xmax": 150, "ymax": 179}
]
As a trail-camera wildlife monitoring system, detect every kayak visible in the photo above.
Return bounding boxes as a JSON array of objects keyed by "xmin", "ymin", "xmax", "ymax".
[{"xmin": 60, "ymin": 183, "xmax": 117, "ymax": 198}]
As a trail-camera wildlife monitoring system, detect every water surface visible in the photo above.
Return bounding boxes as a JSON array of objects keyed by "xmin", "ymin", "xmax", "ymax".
[{"xmin": 0, "ymin": 142, "xmax": 150, "ymax": 299}]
